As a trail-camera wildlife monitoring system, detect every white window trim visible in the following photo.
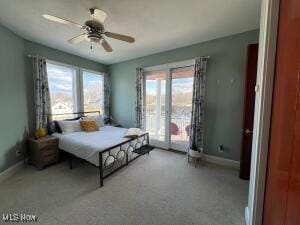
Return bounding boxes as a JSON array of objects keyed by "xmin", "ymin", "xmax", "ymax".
[
  {"xmin": 143, "ymin": 59, "xmax": 195, "ymax": 72},
  {"xmin": 46, "ymin": 59, "xmax": 105, "ymax": 77},
  {"xmin": 46, "ymin": 59, "xmax": 105, "ymax": 114}
]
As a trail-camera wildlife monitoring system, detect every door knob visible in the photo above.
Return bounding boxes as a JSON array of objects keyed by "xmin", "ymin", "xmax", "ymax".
[{"xmin": 245, "ymin": 129, "xmax": 253, "ymax": 134}]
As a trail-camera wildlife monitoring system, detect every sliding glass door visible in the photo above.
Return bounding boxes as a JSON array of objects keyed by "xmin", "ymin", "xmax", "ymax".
[
  {"xmin": 144, "ymin": 64, "xmax": 194, "ymax": 152},
  {"xmin": 170, "ymin": 66, "xmax": 194, "ymax": 150},
  {"xmin": 145, "ymin": 71, "xmax": 169, "ymax": 148}
]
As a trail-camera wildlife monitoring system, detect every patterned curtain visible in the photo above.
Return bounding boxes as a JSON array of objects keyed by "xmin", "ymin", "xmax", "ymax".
[
  {"xmin": 189, "ymin": 57, "xmax": 209, "ymax": 153},
  {"xmin": 135, "ymin": 67, "xmax": 145, "ymax": 129},
  {"xmin": 103, "ymin": 72, "xmax": 111, "ymax": 118},
  {"xmin": 33, "ymin": 57, "xmax": 51, "ymax": 129}
]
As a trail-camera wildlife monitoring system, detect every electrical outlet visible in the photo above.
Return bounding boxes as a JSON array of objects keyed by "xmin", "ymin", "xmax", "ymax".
[
  {"xmin": 16, "ymin": 150, "xmax": 23, "ymax": 157},
  {"xmin": 218, "ymin": 145, "xmax": 224, "ymax": 152}
]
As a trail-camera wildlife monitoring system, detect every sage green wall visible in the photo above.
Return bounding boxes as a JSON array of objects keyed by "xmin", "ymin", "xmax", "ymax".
[
  {"xmin": 109, "ymin": 30, "xmax": 259, "ymax": 161},
  {"xmin": 24, "ymin": 40, "xmax": 107, "ymax": 72},
  {"xmin": 0, "ymin": 24, "xmax": 107, "ymax": 173},
  {"xmin": 0, "ymin": 25, "xmax": 27, "ymax": 172}
]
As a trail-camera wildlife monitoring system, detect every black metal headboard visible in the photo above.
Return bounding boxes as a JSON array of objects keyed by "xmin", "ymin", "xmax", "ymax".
[{"xmin": 47, "ymin": 111, "xmax": 100, "ymax": 134}]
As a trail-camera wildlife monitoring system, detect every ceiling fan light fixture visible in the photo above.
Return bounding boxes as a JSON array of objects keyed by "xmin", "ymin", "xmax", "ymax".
[
  {"xmin": 42, "ymin": 8, "xmax": 134, "ymax": 53},
  {"xmin": 86, "ymin": 33, "xmax": 101, "ymax": 43}
]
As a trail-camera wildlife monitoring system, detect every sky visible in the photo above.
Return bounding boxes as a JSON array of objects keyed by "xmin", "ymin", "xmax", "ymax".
[
  {"xmin": 146, "ymin": 77, "xmax": 193, "ymax": 95},
  {"xmin": 47, "ymin": 63, "xmax": 102, "ymax": 96},
  {"xmin": 47, "ymin": 63, "xmax": 74, "ymax": 96}
]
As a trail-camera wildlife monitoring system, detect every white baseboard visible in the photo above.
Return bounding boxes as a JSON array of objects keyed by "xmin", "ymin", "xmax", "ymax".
[
  {"xmin": 0, "ymin": 160, "xmax": 25, "ymax": 183},
  {"xmin": 245, "ymin": 206, "xmax": 250, "ymax": 225},
  {"xmin": 158, "ymin": 147, "xmax": 240, "ymax": 169},
  {"xmin": 203, "ymin": 154, "xmax": 240, "ymax": 169}
]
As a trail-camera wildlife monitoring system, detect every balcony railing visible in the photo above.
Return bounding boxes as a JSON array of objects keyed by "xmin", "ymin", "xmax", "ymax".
[{"xmin": 146, "ymin": 114, "xmax": 191, "ymax": 145}]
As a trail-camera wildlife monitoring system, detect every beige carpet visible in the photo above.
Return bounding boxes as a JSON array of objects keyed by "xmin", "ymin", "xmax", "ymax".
[{"xmin": 0, "ymin": 149, "xmax": 248, "ymax": 225}]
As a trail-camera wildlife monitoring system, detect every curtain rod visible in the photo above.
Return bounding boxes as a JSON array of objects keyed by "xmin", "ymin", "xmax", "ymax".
[
  {"xmin": 197, "ymin": 56, "xmax": 210, "ymax": 59},
  {"xmin": 142, "ymin": 56, "xmax": 210, "ymax": 72},
  {"xmin": 141, "ymin": 56, "xmax": 210, "ymax": 70},
  {"xmin": 27, "ymin": 54, "xmax": 44, "ymax": 58}
]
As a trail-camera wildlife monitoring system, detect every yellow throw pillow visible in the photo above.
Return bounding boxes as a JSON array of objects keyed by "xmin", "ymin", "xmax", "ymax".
[{"xmin": 80, "ymin": 120, "xmax": 99, "ymax": 132}]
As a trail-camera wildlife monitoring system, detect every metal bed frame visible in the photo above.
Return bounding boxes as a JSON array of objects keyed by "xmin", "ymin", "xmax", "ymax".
[{"xmin": 48, "ymin": 111, "xmax": 150, "ymax": 187}]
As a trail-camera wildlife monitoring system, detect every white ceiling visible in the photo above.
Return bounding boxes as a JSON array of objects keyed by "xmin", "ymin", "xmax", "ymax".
[{"xmin": 0, "ymin": 0, "xmax": 261, "ymax": 65}]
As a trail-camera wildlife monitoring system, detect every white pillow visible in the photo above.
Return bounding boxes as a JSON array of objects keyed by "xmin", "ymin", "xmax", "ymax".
[
  {"xmin": 124, "ymin": 128, "xmax": 143, "ymax": 138},
  {"xmin": 58, "ymin": 120, "xmax": 82, "ymax": 134},
  {"xmin": 82, "ymin": 115, "xmax": 105, "ymax": 127}
]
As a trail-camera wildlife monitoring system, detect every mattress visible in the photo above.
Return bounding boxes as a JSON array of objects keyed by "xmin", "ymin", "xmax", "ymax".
[{"xmin": 52, "ymin": 126, "xmax": 147, "ymax": 166}]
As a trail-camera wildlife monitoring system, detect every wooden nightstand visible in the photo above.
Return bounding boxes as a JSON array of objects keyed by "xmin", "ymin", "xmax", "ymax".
[{"xmin": 28, "ymin": 136, "xmax": 59, "ymax": 169}]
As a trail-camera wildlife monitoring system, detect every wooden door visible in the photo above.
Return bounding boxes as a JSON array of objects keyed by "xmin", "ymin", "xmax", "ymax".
[
  {"xmin": 263, "ymin": 0, "xmax": 300, "ymax": 224},
  {"xmin": 239, "ymin": 44, "xmax": 258, "ymax": 180}
]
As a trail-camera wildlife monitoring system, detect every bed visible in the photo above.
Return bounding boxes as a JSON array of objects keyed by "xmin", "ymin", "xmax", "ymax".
[{"xmin": 48, "ymin": 111, "xmax": 150, "ymax": 187}]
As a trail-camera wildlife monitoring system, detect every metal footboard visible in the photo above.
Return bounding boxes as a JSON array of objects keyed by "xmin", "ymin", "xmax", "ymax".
[{"xmin": 98, "ymin": 132, "xmax": 149, "ymax": 187}]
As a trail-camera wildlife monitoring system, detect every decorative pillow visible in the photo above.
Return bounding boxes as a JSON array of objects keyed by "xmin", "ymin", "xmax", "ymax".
[
  {"xmin": 82, "ymin": 115, "xmax": 105, "ymax": 127},
  {"xmin": 124, "ymin": 128, "xmax": 143, "ymax": 138},
  {"xmin": 57, "ymin": 120, "xmax": 82, "ymax": 134},
  {"xmin": 47, "ymin": 121, "xmax": 62, "ymax": 134},
  {"xmin": 80, "ymin": 120, "xmax": 99, "ymax": 132},
  {"xmin": 48, "ymin": 117, "xmax": 82, "ymax": 134}
]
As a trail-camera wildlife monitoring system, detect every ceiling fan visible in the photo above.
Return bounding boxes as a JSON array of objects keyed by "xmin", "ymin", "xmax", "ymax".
[{"xmin": 42, "ymin": 8, "xmax": 135, "ymax": 52}]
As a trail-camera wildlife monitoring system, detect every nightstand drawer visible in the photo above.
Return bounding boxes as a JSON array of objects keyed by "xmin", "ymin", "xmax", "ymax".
[
  {"xmin": 40, "ymin": 144, "xmax": 58, "ymax": 154},
  {"xmin": 43, "ymin": 154, "xmax": 58, "ymax": 163},
  {"xmin": 39, "ymin": 140, "xmax": 58, "ymax": 149},
  {"xmin": 42, "ymin": 148, "xmax": 57, "ymax": 157}
]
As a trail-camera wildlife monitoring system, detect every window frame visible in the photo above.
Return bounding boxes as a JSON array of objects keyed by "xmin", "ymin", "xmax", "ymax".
[
  {"xmin": 80, "ymin": 68, "xmax": 105, "ymax": 114},
  {"xmin": 46, "ymin": 59, "xmax": 105, "ymax": 116}
]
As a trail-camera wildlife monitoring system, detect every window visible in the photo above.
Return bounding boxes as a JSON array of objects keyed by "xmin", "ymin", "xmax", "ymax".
[
  {"xmin": 47, "ymin": 63, "xmax": 77, "ymax": 116},
  {"xmin": 46, "ymin": 61, "xmax": 104, "ymax": 120},
  {"xmin": 82, "ymin": 70, "xmax": 104, "ymax": 112}
]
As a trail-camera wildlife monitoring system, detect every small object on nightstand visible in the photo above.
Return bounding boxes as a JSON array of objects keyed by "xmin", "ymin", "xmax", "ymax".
[
  {"xmin": 28, "ymin": 136, "xmax": 59, "ymax": 169},
  {"xmin": 35, "ymin": 127, "xmax": 47, "ymax": 139}
]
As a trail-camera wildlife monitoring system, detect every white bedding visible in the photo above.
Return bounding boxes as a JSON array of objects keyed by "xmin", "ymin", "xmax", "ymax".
[{"xmin": 52, "ymin": 126, "xmax": 146, "ymax": 166}]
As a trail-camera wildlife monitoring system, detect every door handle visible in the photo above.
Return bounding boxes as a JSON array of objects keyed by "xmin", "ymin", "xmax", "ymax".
[{"xmin": 245, "ymin": 129, "xmax": 253, "ymax": 134}]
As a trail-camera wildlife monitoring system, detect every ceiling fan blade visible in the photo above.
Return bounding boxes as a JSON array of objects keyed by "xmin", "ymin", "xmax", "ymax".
[
  {"xmin": 101, "ymin": 39, "xmax": 113, "ymax": 52},
  {"xmin": 42, "ymin": 14, "xmax": 83, "ymax": 29},
  {"xmin": 104, "ymin": 32, "xmax": 135, "ymax": 43},
  {"xmin": 93, "ymin": 9, "xmax": 107, "ymax": 24},
  {"xmin": 68, "ymin": 34, "xmax": 86, "ymax": 44}
]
